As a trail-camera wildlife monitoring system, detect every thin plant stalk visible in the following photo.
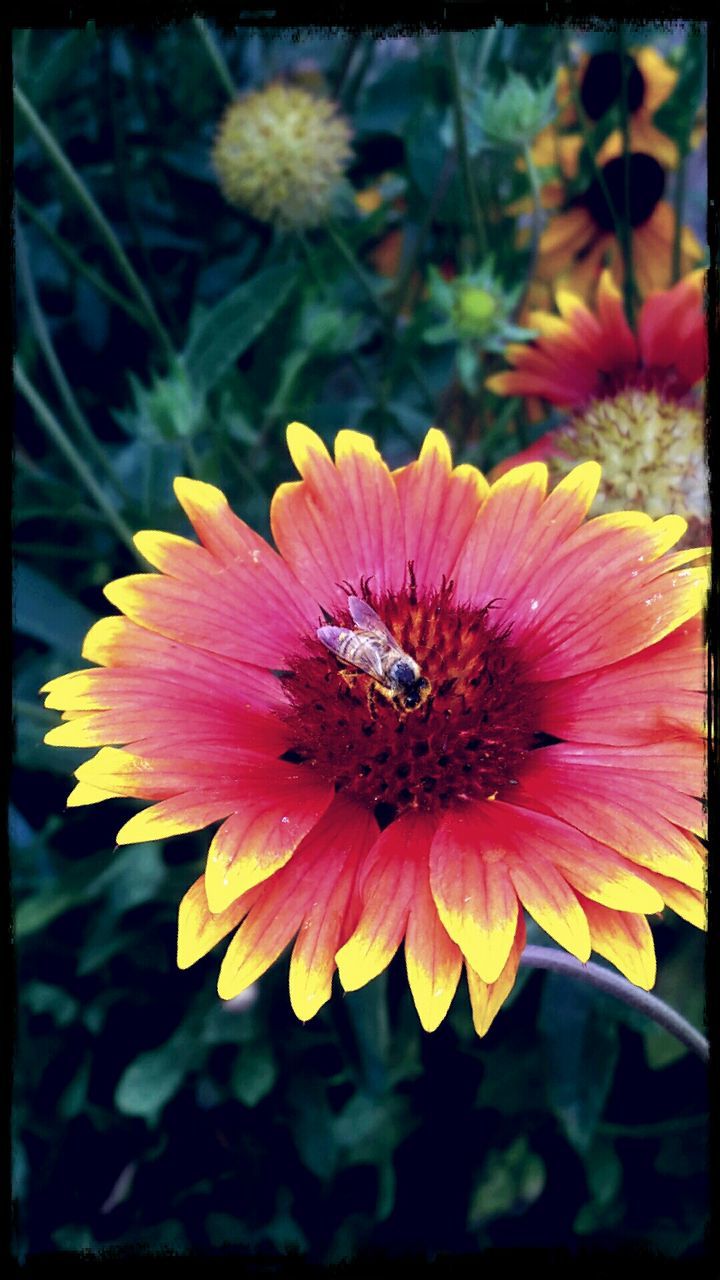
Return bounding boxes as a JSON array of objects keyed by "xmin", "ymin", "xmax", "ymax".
[
  {"xmin": 672, "ymin": 145, "xmax": 689, "ymax": 284},
  {"xmin": 617, "ymin": 25, "xmax": 637, "ymax": 326},
  {"xmin": 560, "ymin": 36, "xmax": 626, "ymax": 267},
  {"xmin": 14, "ymin": 359, "xmax": 141, "ymax": 562},
  {"xmin": 16, "ymin": 194, "xmax": 145, "ymax": 326},
  {"xmin": 446, "ymin": 31, "xmax": 488, "ymax": 262},
  {"xmin": 520, "ymin": 945, "xmax": 709, "ymax": 1064},
  {"xmin": 15, "ymin": 218, "xmax": 128, "ymax": 500},
  {"xmin": 522, "ymin": 141, "xmax": 544, "ymax": 279},
  {"xmin": 14, "ymin": 83, "xmax": 175, "ymax": 362},
  {"xmin": 326, "ymin": 223, "xmax": 436, "ymax": 413},
  {"xmin": 193, "ymin": 17, "xmax": 236, "ymax": 98}
]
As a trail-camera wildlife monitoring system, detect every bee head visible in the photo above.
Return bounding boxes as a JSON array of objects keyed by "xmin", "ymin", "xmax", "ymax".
[{"xmin": 398, "ymin": 675, "xmax": 431, "ymax": 711}]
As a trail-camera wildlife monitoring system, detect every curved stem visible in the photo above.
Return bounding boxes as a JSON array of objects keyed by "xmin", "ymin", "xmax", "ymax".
[
  {"xmin": 14, "ymin": 359, "xmax": 141, "ymax": 562},
  {"xmin": 15, "ymin": 218, "xmax": 128, "ymax": 499},
  {"xmin": 193, "ymin": 17, "xmax": 236, "ymax": 98},
  {"xmin": 617, "ymin": 25, "xmax": 637, "ymax": 327},
  {"xmin": 16, "ymin": 193, "xmax": 145, "ymax": 326},
  {"xmin": 522, "ymin": 141, "xmax": 543, "ymax": 280},
  {"xmin": 520, "ymin": 945, "xmax": 709, "ymax": 1064},
  {"xmin": 14, "ymin": 83, "xmax": 175, "ymax": 362},
  {"xmin": 446, "ymin": 31, "xmax": 488, "ymax": 262}
]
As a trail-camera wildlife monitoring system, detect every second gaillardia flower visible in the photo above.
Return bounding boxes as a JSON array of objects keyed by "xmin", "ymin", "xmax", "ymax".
[{"xmin": 42, "ymin": 427, "xmax": 707, "ymax": 1036}]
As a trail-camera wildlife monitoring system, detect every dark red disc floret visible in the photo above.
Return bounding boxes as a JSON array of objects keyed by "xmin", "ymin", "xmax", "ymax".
[{"xmin": 279, "ymin": 577, "xmax": 545, "ymax": 827}]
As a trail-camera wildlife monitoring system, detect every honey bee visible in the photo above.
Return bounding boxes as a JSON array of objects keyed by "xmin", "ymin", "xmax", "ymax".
[{"xmin": 317, "ymin": 595, "xmax": 431, "ymax": 713}]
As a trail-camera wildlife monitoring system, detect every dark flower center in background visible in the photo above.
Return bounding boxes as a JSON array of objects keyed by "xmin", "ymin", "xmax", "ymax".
[
  {"xmin": 280, "ymin": 580, "xmax": 542, "ymax": 828},
  {"xmin": 580, "ymin": 153, "xmax": 665, "ymax": 231},
  {"xmin": 580, "ymin": 51, "xmax": 645, "ymax": 120}
]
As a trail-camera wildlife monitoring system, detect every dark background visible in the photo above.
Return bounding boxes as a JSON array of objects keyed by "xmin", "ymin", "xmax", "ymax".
[{"xmin": 12, "ymin": 22, "xmax": 709, "ymax": 1265}]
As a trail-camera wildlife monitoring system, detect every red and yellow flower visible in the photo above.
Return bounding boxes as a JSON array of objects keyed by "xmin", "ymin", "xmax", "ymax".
[
  {"xmin": 42, "ymin": 426, "xmax": 707, "ymax": 1036},
  {"xmin": 487, "ymin": 270, "xmax": 708, "ymax": 543}
]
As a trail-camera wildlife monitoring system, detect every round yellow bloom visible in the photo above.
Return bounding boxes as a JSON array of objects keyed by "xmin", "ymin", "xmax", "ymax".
[
  {"xmin": 212, "ymin": 83, "xmax": 352, "ymax": 230},
  {"xmin": 553, "ymin": 391, "xmax": 707, "ymax": 544}
]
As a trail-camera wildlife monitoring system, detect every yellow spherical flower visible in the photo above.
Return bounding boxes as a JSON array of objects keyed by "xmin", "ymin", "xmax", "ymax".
[{"xmin": 212, "ymin": 83, "xmax": 352, "ymax": 230}]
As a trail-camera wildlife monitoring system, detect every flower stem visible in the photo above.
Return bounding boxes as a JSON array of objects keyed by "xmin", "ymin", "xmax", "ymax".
[
  {"xmin": 15, "ymin": 218, "xmax": 128, "ymax": 501},
  {"xmin": 520, "ymin": 945, "xmax": 709, "ymax": 1064},
  {"xmin": 672, "ymin": 144, "xmax": 689, "ymax": 284},
  {"xmin": 326, "ymin": 222, "xmax": 436, "ymax": 414},
  {"xmin": 522, "ymin": 141, "xmax": 543, "ymax": 279},
  {"xmin": 14, "ymin": 359, "xmax": 141, "ymax": 562},
  {"xmin": 193, "ymin": 17, "xmax": 236, "ymax": 99},
  {"xmin": 445, "ymin": 32, "xmax": 488, "ymax": 262},
  {"xmin": 616, "ymin": 25, "xmax": 637, "ymax": 327},
  {"xmin": 560, "ymin": 36, "xmax": 626, "ymax": 282},
  {"xmin": 14, "ymin": 83, "xmax": 175, "ymax": 363},
  {"xmin": 16, "ymin": 193, "xmax": 145, "ymax": 326}
]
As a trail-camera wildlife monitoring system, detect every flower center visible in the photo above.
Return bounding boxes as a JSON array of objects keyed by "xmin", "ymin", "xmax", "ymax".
[
  {"xmin": 279, "ymin": 579, "xmax": 543, "ymax": 827},
  {"xmin": 580, "ymin": 51, "xmax": 645, "ymax": 121},
  {"xmin": 580, "ymin": 153, "xmax": 664, "ymax": 231},
  {"xmin": 543, "ymin": 389, "xmax": 707, "ymax": 536}
]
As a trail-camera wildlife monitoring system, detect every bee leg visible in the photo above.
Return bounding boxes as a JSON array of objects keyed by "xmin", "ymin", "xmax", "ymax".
[
  {"xmin": 339, "ymin": 669, "xmax": 362, "ymax": 692},
  {"xmin": 366, "ymin": 684, "xmax": 378, "ymax": 719}
]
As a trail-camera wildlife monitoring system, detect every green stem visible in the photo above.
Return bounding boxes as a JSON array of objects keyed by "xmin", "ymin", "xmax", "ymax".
[
  {"xmin": 617, "ymin": 25, "xmax": 637, "ymax": 327},
  {"xmin": 561, "ymin": 37, "xmax": 625, "ymax": 265},
  {"xmin": 390, "ymin": 152, "xmax": 457, "ymax": 322},
  {"xmin": 326, "ymin": 223, "xmax": 436, "ymax": 414},
  {"xmin": 193, "ymin": 17, "xmax": 236, "ymax": 99},
  {"xmin": 520, "ymin": 946, "xmax": 709, "ymax": 1064},
  {"xmin": 15, "ymin": 218, "xmax": 127, "ymax": 499},
  {"xmin": 598, "ymin": 1114, "xmax": 707, "ymax": 1139},
  {"xmin": 446, "ymin": 31, "xmax": 488, "ymax": 262},
  {"xmin": 522, "ymin": 141, "xmax": 543, "ymax": 279},
  {"xmin": 16, "ymin": 194, "xmax": 145, "ymax": 325},
  {"xmin": 672, "ymin": 144, "xmax": 688, "ymax": 284},
  {"xmin": 14, "ymin": 359, "xmax": 141, "ymax": 562},
  {"xmin": 14, "ymin": 82, "xmax": 174, "ymax": 362}
]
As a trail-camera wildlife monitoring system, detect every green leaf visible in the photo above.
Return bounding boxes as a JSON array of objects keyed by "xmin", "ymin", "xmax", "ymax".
[
  {"xmin": 25, "ymin": 981, "xmax": 78, "ymax": 1026},
  {"xmin": 538, "ymin": 971, "xmax": 620, "ymax": 1153},
  {"xmin": 231, "ymin": 1042, "xmax": 277, "ymax": 1107},
  {"xmin": 115, "ymin": 1036, "xmax": 194, "ymax": 1124},
  {"xmin": 14, "ymin": 562, "xmax": 95, "ymax": 653},
  {"xmin": 468, "ymin": 1136, "xmax": 546, "ymax": 1228},
  {"xmin": 288, "ymin": 1079, "xmax": 339, "ymax": 1181},
  {"xmin": 183, "ymin": 264, "xmax": 299, "ymax": 397},
  {"xmin": 643, "ymin": 933, "xmax": 706, "ymax": 1069}
]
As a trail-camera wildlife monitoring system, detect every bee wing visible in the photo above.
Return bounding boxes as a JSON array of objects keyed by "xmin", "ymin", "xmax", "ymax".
[
  {"xmin": 317, "ymin": 625, "xmax": 386, "ymax": 679},
  {"xmin": 347, "ymin": 595, "xmax": 395, "ymax": 641},
  {"xmin": 317, "ymin": 625, "xmax": 353, "ymax": 656}
]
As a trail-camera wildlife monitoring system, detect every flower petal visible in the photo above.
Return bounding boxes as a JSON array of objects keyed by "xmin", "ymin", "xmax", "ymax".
[
  {"xmin": 466, "ymin": 913, "xmax": 526, "ymax": 1037},
  {"xmin": 393, "ymin": 428, "xmax": 488, "ymax": 590},
  {"xmin": 429, "ymin": 805, "xmax": 518, "ymax": 984},
  {"xmin": 578, "ymin": 894, "xmax": 657, "ymax": 990},
  {"xmin": 216, "ymin": 798, "xmax": 373, "ymax": 1001},
  {"xmin": 335, "ymin": 810, "xmax": 434, "ymax": 991},
  {"xmin": 177, "ymin": 875, "xmax": 263, "ymax": 970},
  {"xmin": 271, "ymin": 422, "xmax": 406, "ymax": 608},
  {"xmin": 405, "ymin": 853, "xmax": 463, "ymax": 1032},
  {"xmin": 205, "ymin": 774, "xmax": 333, "ymax": 912},
  {"xmin": 289, "ymin": 800, "xmax": 378, "ymax": 1020},
  {"xmin": 507, "ymin": 856, "xmax": 590, "ymax": 962}
]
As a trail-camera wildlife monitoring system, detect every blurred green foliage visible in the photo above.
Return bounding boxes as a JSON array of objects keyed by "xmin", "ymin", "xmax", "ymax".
[{"xmin": 12, "ymin": 21, "xmax": 708, "ymax": 1265}]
